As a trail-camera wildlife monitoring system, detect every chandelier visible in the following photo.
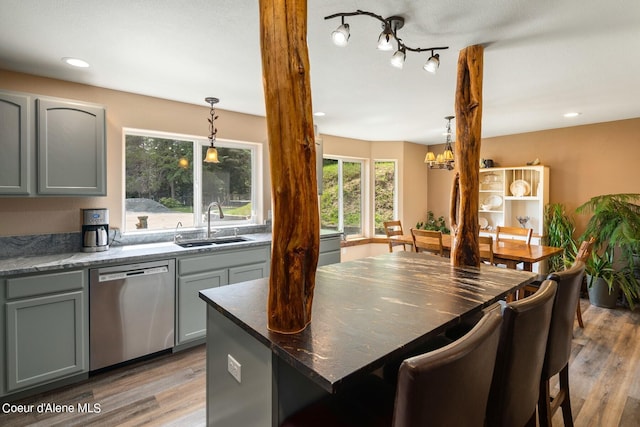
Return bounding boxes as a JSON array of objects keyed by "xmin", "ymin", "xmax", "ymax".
[
  {"xmin": 204, "ymin": 97, "xmax": 220, "ymax": 163},
  {"xmin": 324, "ymin": 10, "xmax": 448, "ymax": 73},
  {"xmin": 425, "ymin": 116, "xmax": 455, "ymax": 170}
]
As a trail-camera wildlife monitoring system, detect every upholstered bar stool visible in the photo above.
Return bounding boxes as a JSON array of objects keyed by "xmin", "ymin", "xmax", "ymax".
[
  {"xmin": 538, "ymin": 261, "xmax": 586, "ymax": 427},
  {"xmin": 485, "ymin": 280, "xmax": 557, "ymax": 427},
  {"xmin": 281, "ymin": 305, "xmax": 504, "ymax": 427}
]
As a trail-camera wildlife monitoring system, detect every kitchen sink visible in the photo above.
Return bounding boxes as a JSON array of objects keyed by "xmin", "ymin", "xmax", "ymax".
[{"xmin": 175, "ymin": 236, "xmax": 250, "ymax": 248}]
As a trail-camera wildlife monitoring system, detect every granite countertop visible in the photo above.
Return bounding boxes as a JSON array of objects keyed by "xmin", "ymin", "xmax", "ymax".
[
  {"xmin": 0, "ymin": 229, "xmax": 344, "ymax": 277},
  {"xmin": 200, "ymin": 251, "xmax": 536, "ymax": 394},
  {"xmin": 0, "ymin": 233, "xmax": 273, "ymax": 277}
]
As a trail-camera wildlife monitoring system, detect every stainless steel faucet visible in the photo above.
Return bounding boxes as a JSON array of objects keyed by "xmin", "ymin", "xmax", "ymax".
[
  {"xmin": 174, "ymin": 221, "xmax": 183, "ymax": 243},
  {"xmin": 206, "ymin": 201, "xmax": 224, "ymax": 238}
]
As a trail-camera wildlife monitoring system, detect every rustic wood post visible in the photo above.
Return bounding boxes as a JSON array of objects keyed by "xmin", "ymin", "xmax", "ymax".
[
  {"xmin": 450, "ymin": 45, "xmax": 484, "ymax": 267},
  {"xmin": 259, "ymin": 0, "xmax": 319, "ymax": 333}
]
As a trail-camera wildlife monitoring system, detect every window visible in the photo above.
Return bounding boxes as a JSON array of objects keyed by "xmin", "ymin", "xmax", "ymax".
[
  {"xmin": 374, "ymin": 160, "xmax": 397, "ymax": 235},
  {"xmin": 320, "ymin": 157, "xmax": 364, "ymax": 238},
  {"xmin": 124, "ymin": 130, "xmax": 261, "ymax": 233}
]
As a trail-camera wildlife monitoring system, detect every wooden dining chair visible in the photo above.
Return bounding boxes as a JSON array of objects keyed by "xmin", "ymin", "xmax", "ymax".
[
  {"xmin": 411, "ymin": 228, "xmax": 444, "ymax": 256},
  {"xmin": 495, "ymin": 226, "xmax": 533, "ymax": 270},
  {"xmin": 496, "ymin": 225, "xmax": 533, "ymax": 245},
  {"xmin": 281, "ymin": 306, "xmax": 504, "ymax": 427},
  {"xmin": 479, "ymin": 235, "xmax": 494, "ymax": 264},
  {"xmin": 538, "ymin": 261, "xmax": 586, "ymax": 427},
  {"xmin": 383, "ymin": 220, "xmax": 408, "ymax": 253},
  {"xmin": 486, "ymin": 279, "xmax": 557, "ymax": 427}
]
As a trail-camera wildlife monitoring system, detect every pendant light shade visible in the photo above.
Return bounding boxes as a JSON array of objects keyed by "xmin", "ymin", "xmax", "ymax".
[{"xmin": 204, "ymin": 147, "xmax": 219, "ymax": 163}]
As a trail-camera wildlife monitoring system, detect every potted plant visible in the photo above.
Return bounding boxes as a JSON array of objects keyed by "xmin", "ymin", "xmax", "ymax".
[
  {"xmin": 544, "ymin": 203, "xmax": 577, "ymax": 272},
  {"xmin": 576, "ymin": 193, "xmax": 640, "ymax": 309},
  {"xmin": 585, "ymin": 248, "xmax": 620, "ymax": 308},
  {"xmin": 416, "ymin": 210, "xmax": 450, "ymax": 234}
]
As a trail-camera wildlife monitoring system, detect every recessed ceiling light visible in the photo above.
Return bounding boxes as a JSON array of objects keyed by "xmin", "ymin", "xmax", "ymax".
[
  {"xmin": 563, "ymin": 112, "xmax": 581, "ymax": 118},
  {"xmin": 313, "ymin": 111, "xmax": 326, "ymax": 117},
  {"xmin": 62, "ymin": 57, "xmax": 90, "ymax": 68}
]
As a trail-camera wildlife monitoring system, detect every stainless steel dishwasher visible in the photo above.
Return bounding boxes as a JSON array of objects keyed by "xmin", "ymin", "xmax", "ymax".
[{"xmin": 90, "ymin": 259, "xmax": 175, "ymax": 371}]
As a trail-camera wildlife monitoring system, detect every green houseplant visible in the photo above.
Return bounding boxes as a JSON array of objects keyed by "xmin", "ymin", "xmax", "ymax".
[
  {"xmin": 416, "ymin": 210, "xmax": 450, "ymax": 234},
  {"xmin": 576, "ymin": 193, "xmax": 640, "ymax": 308},
  {"xmin": 544, "ymin": 203, "xmax": 578, "ymax": 272}
]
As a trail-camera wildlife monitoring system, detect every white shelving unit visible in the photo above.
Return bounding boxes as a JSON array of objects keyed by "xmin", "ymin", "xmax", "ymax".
[{"xmin": 479, "ymin": 166, "xmax": 550, "ymax": 241}]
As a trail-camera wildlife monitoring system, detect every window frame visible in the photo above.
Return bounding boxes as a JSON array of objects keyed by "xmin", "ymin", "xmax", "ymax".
[
  {"xmin": 321, "ymin": 155, "xmax": 368, "ymax": 239},
  {"xmin": 123, "ymin": 128, "xmax": 263, "ymax": 234},
  {"xmin": 373, "ymin": 159, "xmax": 399, "ymax": 236}
]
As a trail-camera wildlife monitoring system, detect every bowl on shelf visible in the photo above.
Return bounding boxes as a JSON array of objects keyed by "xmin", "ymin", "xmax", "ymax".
[{"xmin": 481, "ymin": 195, "xmax": 502, "ymax": 210}]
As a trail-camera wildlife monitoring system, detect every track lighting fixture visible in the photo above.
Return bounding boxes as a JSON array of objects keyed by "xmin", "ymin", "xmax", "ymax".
[
  {"xmin": 325, "ymin": 10, "xmax": 448, "ymax": 73},
  {"xmin": 204, "ymin": 97, "xmax": 220, "ymax": 164}
]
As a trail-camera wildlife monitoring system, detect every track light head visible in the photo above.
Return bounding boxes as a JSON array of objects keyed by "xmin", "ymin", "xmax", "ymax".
[
  {"xmin": 390, "ymin": 48, "xmax": 406, "ymax": 69},
  {"xmin": 423, "ymin": 53, "xmax": 440, "ymax": 74},
  {"xmin": 331, "ymin": 21, "xmax": 350, "ymax": 46}
]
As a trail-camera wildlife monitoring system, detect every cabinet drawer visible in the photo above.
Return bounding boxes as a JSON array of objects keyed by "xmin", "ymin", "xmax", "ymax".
[
  {"xmin": 6, "ymin": 270, "xmax": 85, "ymax": 300},
  {"xmin": 178, "ymin": 246, "xmax": 270, "ymax": 276}
]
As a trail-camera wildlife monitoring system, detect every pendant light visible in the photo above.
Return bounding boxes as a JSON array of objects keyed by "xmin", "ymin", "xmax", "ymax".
[
  {"xmin": 425, "ymin": 116, "xmax": 455, "ymax": 170},
  {"xmin": 204, "ymin": 97, "xmax": 220, "ymax": 163}
]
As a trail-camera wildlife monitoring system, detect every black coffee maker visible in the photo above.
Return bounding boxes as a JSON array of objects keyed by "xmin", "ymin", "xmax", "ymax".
[{"xmin": 81, "ymin": 208, "xmax": 109, "ymax": 252}]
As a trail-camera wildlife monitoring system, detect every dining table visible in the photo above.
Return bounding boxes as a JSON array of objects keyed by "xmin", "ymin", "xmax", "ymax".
[
  {"xmin": 199, "ymin": 251, "xmax": 537, "ymax": 426},
  {"xmin": 391, "ymin": 233, "xmax": 564, "ymax": 272}
]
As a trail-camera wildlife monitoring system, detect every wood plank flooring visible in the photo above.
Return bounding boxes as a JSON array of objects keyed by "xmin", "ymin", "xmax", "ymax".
[{"xmin": 1, "ymin": 299, "xmax": 639, "ymax": 427}]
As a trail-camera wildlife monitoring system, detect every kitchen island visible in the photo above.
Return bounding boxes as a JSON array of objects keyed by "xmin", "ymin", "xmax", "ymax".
[{"xmin": 199, "ymin": 251, "xmax": 536, "ymax": 426}]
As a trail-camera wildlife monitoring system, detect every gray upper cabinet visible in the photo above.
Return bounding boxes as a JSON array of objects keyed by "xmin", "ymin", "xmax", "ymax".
[
  {"xmin": 37, "ymin": 97, "xmax": 106, "ymax": 195},
  {"xmin": 0, "ymin": 91, "xmax": 31, "ymax": 194}
]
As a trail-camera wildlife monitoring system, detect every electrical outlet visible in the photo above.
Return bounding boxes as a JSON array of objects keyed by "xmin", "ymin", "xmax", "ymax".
[{"xmin": 227, "ymin": 354, "xmax": 241, "ymax": 383}]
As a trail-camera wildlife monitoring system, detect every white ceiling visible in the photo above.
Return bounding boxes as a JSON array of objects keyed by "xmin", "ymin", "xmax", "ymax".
[{"xmin": 1, "ymin": 0, "xmax": 639, "ymax": 145}]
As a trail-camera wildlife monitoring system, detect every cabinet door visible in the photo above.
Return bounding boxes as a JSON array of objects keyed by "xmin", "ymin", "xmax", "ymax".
[
  {"xmin": 37, "ymin": 98, "xmax": 106, "ymax": 195},
  {"xmin": 5, "ymin": 291, "xmax": 86, "ymax": 392},
  {"xmin": 0, "ymin": 91, "xmax": 31, "ymax": 194},
  {"xmin": 229, "ymin": 263, "xmax": 268, "ymax": 285},
  {"xmin": 177, "ymin": 269, "xmax": 229, "ymax": 345}
]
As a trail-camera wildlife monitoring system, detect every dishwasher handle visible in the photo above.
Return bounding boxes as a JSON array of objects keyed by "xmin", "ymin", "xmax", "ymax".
[{"xmin": 98, "ymin": 265, "xmax": 169, "ymax": 282}]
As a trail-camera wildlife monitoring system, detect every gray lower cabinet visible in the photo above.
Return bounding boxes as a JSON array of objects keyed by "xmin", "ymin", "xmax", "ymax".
[
  {"xmin": 0, "ymin": 90, "xmax": 106, "ymax": 196},
  {"xmin": 319, "ymin": 234, "xmax": 341, "ymax": 266},
  {"xmin": 176, "ymin": 245, "xmax": 270, "ymax": 346},
  {"xmin": 0, "ymin": 91, "xmax": 31, "ymax": 194},
  {"xmin": 1, "ymin": 270, "xmax": 88, "ymax": 396}
]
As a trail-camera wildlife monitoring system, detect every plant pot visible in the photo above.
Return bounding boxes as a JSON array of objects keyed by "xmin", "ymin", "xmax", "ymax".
[{"xmin": 587, "ymin": 275, "xmax": 620, "ymax": 308}]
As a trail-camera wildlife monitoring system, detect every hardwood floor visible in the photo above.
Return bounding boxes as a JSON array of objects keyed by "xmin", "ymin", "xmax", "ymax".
[{"xmin": 1, "ymin": 299, "xmax": 639, "ymax": 427}]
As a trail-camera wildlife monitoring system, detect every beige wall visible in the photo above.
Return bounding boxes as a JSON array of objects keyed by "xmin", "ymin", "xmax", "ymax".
[
  {"xmin": 427, "ymin": 118, "xmax": 640, "ymax": 235},
  {"xmin": 9, "ymin": 69, "xmax": 632, "ymax": 241},
  {"xmin": 0, "ymin": 69, "xmax": 270, "ymax": 236}
]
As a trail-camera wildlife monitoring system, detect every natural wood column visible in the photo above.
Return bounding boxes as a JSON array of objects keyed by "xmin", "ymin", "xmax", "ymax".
[
  {"xmin": 259, "ymin": 0, "xmax": 319, "ymax": 333},
  {"xmin": 450, "ymin": 45, "xmax": 484, "ymax": 267}
]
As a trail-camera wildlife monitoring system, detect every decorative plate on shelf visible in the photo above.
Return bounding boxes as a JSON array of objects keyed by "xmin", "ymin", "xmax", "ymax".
[
  {"xmin": 510, "ymin": 180, "xmax": 531, "ymax": 197},
  {"xmin": 482, "ymin": 195, "xmax": 503, "ymax": 210},
  {"xmin": 479, "ymin": 217, "xmax": 489, "ymax": 229}
]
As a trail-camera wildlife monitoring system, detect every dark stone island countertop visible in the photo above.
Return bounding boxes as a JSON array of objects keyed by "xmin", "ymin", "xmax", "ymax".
[{"xmin": 200, "ymin": 251, "xmax": 536, "ymax": 393}]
